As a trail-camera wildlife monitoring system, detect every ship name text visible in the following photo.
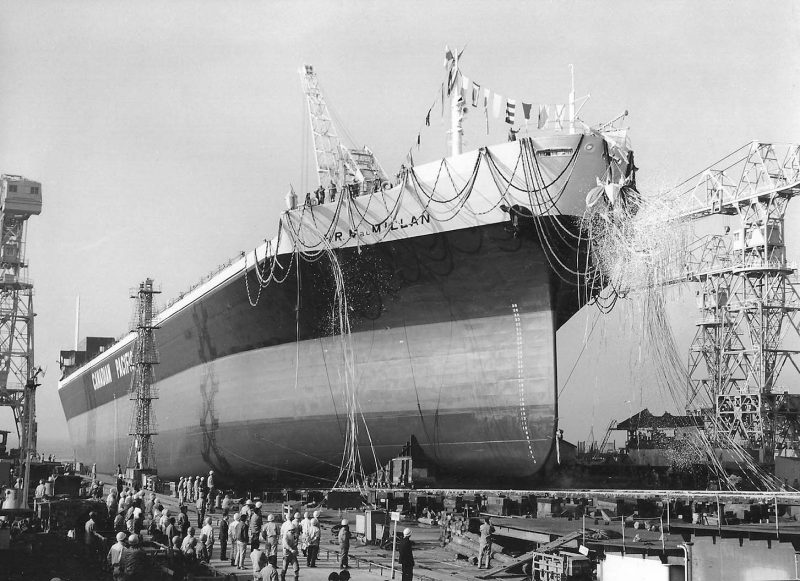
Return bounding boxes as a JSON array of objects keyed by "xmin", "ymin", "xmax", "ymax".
[
  {"xmin": 115, "ymin": 350, "xmax": 133, "ymax": 380},
  {"xmin": 91, "ymin": 365, "xmax": 113, "ymax": 391},
  {"xmin": 328, "ymin": 212, "xmax": 431, "ymax": 242}
]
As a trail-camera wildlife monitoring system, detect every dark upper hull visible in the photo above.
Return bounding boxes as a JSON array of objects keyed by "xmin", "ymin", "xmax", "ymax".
[{"xmin": 59, "ymin": 219, "xmax": 586, "ymax": 485}]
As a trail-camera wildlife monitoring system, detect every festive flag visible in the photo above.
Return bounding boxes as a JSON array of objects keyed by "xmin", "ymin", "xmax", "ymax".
[
  {"xmin": 417, "ymin": 133, "xmax": 421, "ymax": 147},
  {"xmin": 471, "ymin": 82, "xmax": 480, "ymax": 107},
  {"xmin": 492, "ymin": 94, "xmax": 503, "ymax": 119},
  {"xmin": 444, "ymin": 45, "xmax": 454, "ymax": 67},
  {"xmin": 425, "ymin": 108, "xmax": 431, "ymax": 127},
  {"xmin": 460, "ymin": 75, "xmax": 469, "ymax": 101},
  {"xmin": 505, "ymin": 99, "xmax": 516, "ymax": 125},
  {"xmin": 538, "ymin": 105, "xmax": 549, "ymax": 129},
  {"xmin": 482, "ymin": 87, "xmax": 491, "ymax": 109},
  {"xmin": 522, "ymin": 102, "xmax": 532, "ymax": 120},
  {"xmin": 555, "ymin": 104, "xmax": 566, "ymax": 126}
]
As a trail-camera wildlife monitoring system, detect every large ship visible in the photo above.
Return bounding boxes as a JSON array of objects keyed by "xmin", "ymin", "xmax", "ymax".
[{"xmin": 58, "ymin": 58, "xmax": 635, "ymax": 486}]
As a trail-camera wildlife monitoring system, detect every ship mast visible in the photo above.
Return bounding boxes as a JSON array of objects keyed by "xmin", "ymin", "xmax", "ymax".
[{"xmin": 449, "ymin": 53, "xmax": 464, "ymax": 157}]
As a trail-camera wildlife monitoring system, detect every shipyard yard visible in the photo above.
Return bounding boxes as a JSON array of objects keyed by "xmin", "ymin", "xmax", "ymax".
[{"xmin": 2, "ymin": 1, "xmax": 800, "ymax": 580}]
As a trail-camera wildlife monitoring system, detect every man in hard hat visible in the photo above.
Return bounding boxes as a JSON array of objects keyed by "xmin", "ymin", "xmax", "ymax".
[
  {"xmin": 306, "ymin": 517, "xmax": 321, "ymax": 567},
  {"xmin": 299, "ymin": 511, "xmax": 312, "ymax": 557},
  {"xmin": 250, "ymin": 501, "xmax": 264, "ymax": 551},
  {"xmin": 281, "ymin": 521, "xmax": 300, "ymax": 581},
  {"xmin": 398, "ymin": 528, "xmax": 414, "ymax": 581},
  {"xmin": 119, "ymin": 534, "xmax": 149, "ymax": 581},
  {"xmin": 262, "ymin": 513, "xmax": 279, "ymax": 560},
  {"xmin": 338, "ymin": 519, "xmax": 351, "ymax": 568},
  {"xmin": 107, "ymin": 531, "xmax": 127, "ymax": 580}
]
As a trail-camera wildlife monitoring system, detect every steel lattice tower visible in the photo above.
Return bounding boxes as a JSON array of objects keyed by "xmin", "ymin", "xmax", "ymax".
[
  {"xmin": 677, "ymin": 143, "xmax": 800, "ymax": 455},
  {"xmin": 0, "ymin": 175, "xmax": 41, "ymax": 504},
  {"xmin": 127, "ymin": 278, "xmax": 160, "ymax": 472}
]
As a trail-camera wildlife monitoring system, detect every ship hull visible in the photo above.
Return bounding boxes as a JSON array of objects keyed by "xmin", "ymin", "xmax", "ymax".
[
  {"xmin": 59, "ymin": 133, "xmax": 627, "ymax": 486},
  {"xmin": 61, "ymin": 221, "xmax": 579, "ymax": 485}
]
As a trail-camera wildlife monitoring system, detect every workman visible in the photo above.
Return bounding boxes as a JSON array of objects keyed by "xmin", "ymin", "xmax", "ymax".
[
  {"xmin": 299, "ymin": 511, "xmax": 312, "ymax": 556},
  {"xmin": 281, "ymin": 521, "xmax": 300, "ymax": 581},
  {"xmin": 234, "ymin": 513, "xmax": 249, "ymax": 570},
  {"xmin": 306, "ymin": 517, "xmax": 321, "ymax": 567},
  {"xmin": 218, "ymin": 513, "xmax": 230, "ymax": 561},
  {"xmin": 181, "ymin": 526, "xmax": 197, "ymax": 552},
  {"xmin": 338, "ymin": 519, "xmax": 350, "ymax": 568},
  {"xmin": 261, "ymin": 554, "xmax": 280, "ymax": 581},
  {"xmin": 34, "ymin": 479, "xmax": 46, "ymax": 510},
  {"xmin": 262, "ymin": 513, "xmax": 279, "ymax": 558},
  {"xmin": 84, "ymin": 512, "xmax": 98, "ymax": 557},
  {"xmin": 250, "ymin": 501, "xmax": 264, "ymax": 551},
  {"xmin": 398, "ymin": 528, "xmax": 414, "ymax": 581},
  {"xmin": 107, "ymin": 531, "xmax": 127, "ymax": 581},
  {"xmin": 201, "ymin": 516, "xmax": 215, "ymax": 561},
  {"xmin": 478, "ymin": 517, "xmax": 494, "ymax": 569},
  {"xmin": 119, "ymin": 534, "xmax": 149, "ymax": 581}
]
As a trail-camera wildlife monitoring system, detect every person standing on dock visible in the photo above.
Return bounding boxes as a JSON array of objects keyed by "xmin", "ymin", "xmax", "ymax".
[
  {"xmin": 299, "ymin": 512, "xmax": 312, "ymax": 557},
  {"xmin": 262, "ymin": 513, "xmax": 279, "ymax": 560},
  {"xmin": 107, "ymin": 531, "xmax": 126, "ymax": 581},
  {"xmin": 178, "ymin": 505, "xmax": 190, "ymax": 538},
  {"xmin": 250, "ymin": 502, "xmax": 264, "ymax": 551},
  {"xmin": 233, "ymin": 512, "xmax": 249, "ymax": 570},
  {"xmin": 197, "ymin": 491, "xmax": 207, "ymax": 527},
  {"xmin": 119, "ymin": 534, "xmax": 149, "ymax": 581},
  {"xmin": 261, "ymin": 554, "xmax": 279, "ymax": 581},
  {"xmin": 84, "ymin": 511, "xmax": 98, "ymax": 559},
  {"xmin": 398, "ymin": 528, "xmax": 414, "ymax": 581},
  {"xmin": 306, "ymin": 517, "xmax": 321, "ymax": 567},
  {"xmin": 116, "ymin": 465, "xmax": 124, "ymax": 494},
  {"xmin": 201, "ymin": 516, "xmax": 215, "ymax": 560},
  {"xmin": 281, "ymin": 521, "xmax": 300, "ymax": 581},
  {"xmin": 338, "ymin": 519, "xmax": 350, "ymax": 568},
  {"xmin": 219, "ymin": 513, "xmax": 230, "ymax": 562},
  {"xmin": 478, "ymin": 517, "xmax": 494, "ymax": 569}
]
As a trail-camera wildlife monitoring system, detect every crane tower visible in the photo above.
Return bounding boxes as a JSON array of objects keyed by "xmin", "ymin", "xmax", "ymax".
[
  {"xmin": 126, "ymin": 278, "xmax": 160, "ymax": 479},
  {"xmin": 0, "ymin": 174, "xmax": 42, "ymax": 502},
  {"xmin": 666, "ymin": 143, "xmax": 800, "ymax": 461},
  {"xmin": 299, "ymin": 65, "xmax": 389, "ymax": 196}
]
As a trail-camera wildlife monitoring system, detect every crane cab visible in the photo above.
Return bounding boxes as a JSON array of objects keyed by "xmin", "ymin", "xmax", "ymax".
[{"xmin": 1, "ymin": 175, "xmax": 42, "ymax": 217}]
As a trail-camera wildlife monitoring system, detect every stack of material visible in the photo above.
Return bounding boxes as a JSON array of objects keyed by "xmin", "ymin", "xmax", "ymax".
[{"xmin": 443, "ymin": 532, "xmax": 516, "ymax": 566}]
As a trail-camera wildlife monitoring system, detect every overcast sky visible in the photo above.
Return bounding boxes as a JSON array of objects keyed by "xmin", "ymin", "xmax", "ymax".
[{"xmin": 1, "ymin": 0, "xmax": 799, "ymax": 453}]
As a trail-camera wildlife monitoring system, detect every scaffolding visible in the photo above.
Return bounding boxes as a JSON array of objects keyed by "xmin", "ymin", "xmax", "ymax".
[
  {"xmin": 126, "ymin": 278, "xmax": 160, "ymax": 474},
  {"xmin": 0, "ymin": 174, "xmax": 42, "ymax": 504},
  {"xmin": 666, "ymin": 143, "xmax": 800, "ymax": 456}
]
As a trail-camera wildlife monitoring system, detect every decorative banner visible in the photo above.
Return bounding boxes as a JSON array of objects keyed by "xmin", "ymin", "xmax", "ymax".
[
  {"xmin": 538, "ymin": 104, "xmax": 549, "ymax": 129},
  {"xmin": 505, "ymin": 99, "xmax": 516, "ymax": 125},
  {"xmin": 425, "ymin": 109, "xmax": 431, "ymax": 127},
  {"xmin": 521, "ymin": 102, "xmax": 532, "ymax": 120},
  {"xmin": 555, "ymin": 104, "xmax": 566, "ymax": 125},
  {"xmin": 471, "ymin": 82, "xmax": 481, "ymax": 107},
  {"xmin": 492, "ymin": 93, "xmax": 503, "ymax": 119},
  {"xmin": 482, "ymin": 87, "xmax": 491, "ymax": 109}
]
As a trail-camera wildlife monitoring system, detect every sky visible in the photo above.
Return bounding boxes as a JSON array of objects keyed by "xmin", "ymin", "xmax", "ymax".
[{"xmin": 0, "ymin": 0, "xmax": 799, "ymax": 454}]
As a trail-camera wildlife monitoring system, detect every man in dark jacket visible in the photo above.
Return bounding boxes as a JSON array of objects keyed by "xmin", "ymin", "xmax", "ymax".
[
  {"xmin": 119, "ymin": 534, "xmax": 149, "ymax": 581},
  {"xmin": 398, "ymin": 528, "xmax": 414, "ymax": 581},
  {"xmin": 218, "ymin": 513, "xmax": 229, "ymax": 561}
]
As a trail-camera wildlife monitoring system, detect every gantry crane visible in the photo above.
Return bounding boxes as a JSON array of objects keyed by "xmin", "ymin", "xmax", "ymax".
[
  {"xmin": 0, "ymin": 174, "xmax": 42, "ymax": 505},
  {"xmin": 657, "ymin": 142, "xmax": 800, "ymax": 460}
]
